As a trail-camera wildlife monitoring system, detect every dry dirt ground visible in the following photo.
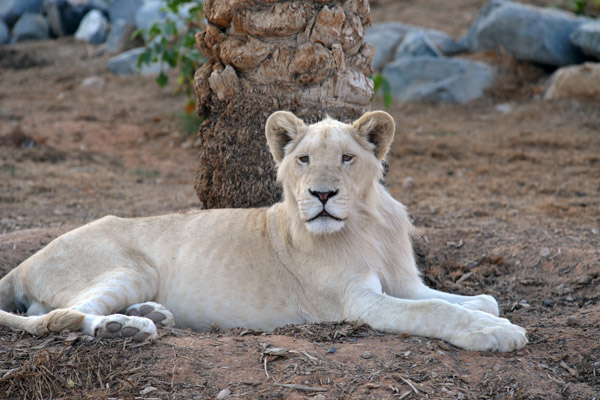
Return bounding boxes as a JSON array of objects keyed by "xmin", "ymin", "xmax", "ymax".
[{"xmin": 1, "ymin": 1, "xmax": 599, "ymax": 399}]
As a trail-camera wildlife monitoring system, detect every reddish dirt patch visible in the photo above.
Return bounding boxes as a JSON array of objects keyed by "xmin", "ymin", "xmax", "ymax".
[{"xmin": 1, "ymin": 1, "xmax": 599, "ymax": 399}]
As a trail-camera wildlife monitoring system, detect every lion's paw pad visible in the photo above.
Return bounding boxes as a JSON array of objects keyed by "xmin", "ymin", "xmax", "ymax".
[
  {"xmin": 125, "ymin": 302, "xmax": 175, "ymax": 327},
  {"xmin": 93, "ymin": 315, "xmax": 157, "ymax": 341}
]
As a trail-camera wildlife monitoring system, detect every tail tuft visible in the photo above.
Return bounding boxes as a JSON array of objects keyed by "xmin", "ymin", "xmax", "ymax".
[{"xmin": 46, "ymin": 309, "xmax": 86, "ymax": 332}]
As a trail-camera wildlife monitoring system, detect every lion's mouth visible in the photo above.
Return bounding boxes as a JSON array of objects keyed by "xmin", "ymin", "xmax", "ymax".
[{"xmin": 308, "ymin": 209, "xmax": 343, "ymax": 222}]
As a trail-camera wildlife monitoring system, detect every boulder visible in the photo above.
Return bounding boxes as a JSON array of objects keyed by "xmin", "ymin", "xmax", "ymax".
[
  {"xmin": 364, "ymin": 23, "xmax": 405, "ymax": 71},
  {"xmin": 544, "ymin": 62, "xmax": 600, "ymax": 99},
  {"xmin": 0, "ymin": 0, "xmax": 42, "ymax": 27},
  {"xmin": 0, "ymin": 20, "xmax": 9, "ymax": 44},
  {"xmin": 394, "ymin": 30, "xmax": 443, "ymax": 59},
  {"xmin": 108, "ymin": 0, "xmax": 144, "ymax": 25},
  {"xmin": 424, "ymin": 28, "xmax": 466, "ymax": 55},
  {"xmin": 570, "ymin": 21, "xmax": 600, "ymax": 59},
  {"xmin": 462, "ymin": 0, "xmax": 587, "ymax": 66},
  {"xmin": 10, "ymin": 13, "xmax": 49, "ymax": 43},
  {"xmin": 134, "ymin": 0, "xmax": 192, "ymax": 38},
  {"xmin": 134, "ymin": 0, "xmax": 166, "ymax": 32},
  {"xmin": 366, "ymin": 22, "xmax": 464, "ymax": 70},
  {"xmin": 75, "ymin": 9, "xmax": 108, "ymax": 44},
  {"xmin": 106, "ymin": 18, "xmax": 139, "ymax": 53},
  {"xmin": 108, "ymin": 47, "xmax": 163, "ymax": 76},
  {"xmin": 382, "ymin": 56, "xmax": 494, "ymax": 104},
  {"xmin": 44, "ymin": 0, "xmax": 109, "ymax": 37}
]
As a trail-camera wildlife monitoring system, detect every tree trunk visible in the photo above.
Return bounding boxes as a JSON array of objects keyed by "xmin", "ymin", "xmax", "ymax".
[{"xmin": 194, "ymin": 0, "xmax": 374, "ymax": 208}]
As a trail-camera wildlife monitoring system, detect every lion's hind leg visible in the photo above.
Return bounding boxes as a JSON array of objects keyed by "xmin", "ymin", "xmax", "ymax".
[
  {"xmin": 81, "ymin": 313, "xmax": 157, "ymax": 341},
  {"xmin": 125, "ymin": 302, "xmax": 175, "ymax": 327},
  {"xmin": 0, "ymin": 307, "xmax": 158, "ymax": 341},
  {"xmin": 63, "ymin": 269, "xmax": 163, "ymax": 341}
]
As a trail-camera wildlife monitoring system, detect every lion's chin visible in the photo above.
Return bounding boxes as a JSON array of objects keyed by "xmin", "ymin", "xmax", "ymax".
[{"xmin": 305, "ymin": 218, "xmax": 345, "ymax": 235}]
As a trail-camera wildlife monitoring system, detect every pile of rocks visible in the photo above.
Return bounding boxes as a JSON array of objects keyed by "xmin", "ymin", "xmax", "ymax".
[
  {"xmin": 367, "ymin": 0, "xmax": 600, "ymax": 102},
  {"xmin": 0, "ymin": 0, "xmax": 185, "ymax": 75},
  {"xmin": 3, "ymin": 0, "xmax": 599, "ymax": 102}
]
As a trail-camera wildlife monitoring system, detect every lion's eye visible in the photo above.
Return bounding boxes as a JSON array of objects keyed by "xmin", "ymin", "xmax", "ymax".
[
  {"xmin": 298, "ymin": 155, "xmax": 309, "ymax": 164},
  {"xmin": 342, "ymin": 154, "xmax": 354, "ymax": 163}
]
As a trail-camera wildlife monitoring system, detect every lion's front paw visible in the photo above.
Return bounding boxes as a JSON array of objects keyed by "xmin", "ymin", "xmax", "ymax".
[
  {"xmin": 92, "ymin": 315, "xmax": 158, "ymax": 341},
  {"xmin": 450, "ymin": 311, "xmax": 527, "ymax": 352},
  {"xmin": 125, "ymin": 302, "xmax": 175, "ymax": 327},
  {"xmin": 460, "ymin": 294, "xmax": 499, "ymax": 316}
]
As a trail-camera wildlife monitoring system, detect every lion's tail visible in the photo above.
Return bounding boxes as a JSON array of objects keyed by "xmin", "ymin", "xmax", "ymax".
[
  {"xmin": 0, "ymin": 308, "xmax": 85, "ymax": 336},
  {"xmin": 0, "ymin": 269, "xmax": 85, "ymax": 336}
]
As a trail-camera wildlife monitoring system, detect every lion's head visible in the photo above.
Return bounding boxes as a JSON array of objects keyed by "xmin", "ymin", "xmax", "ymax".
[{"xmin": 265, "ymin": 111, "xmax": 395, "ymax": 235}]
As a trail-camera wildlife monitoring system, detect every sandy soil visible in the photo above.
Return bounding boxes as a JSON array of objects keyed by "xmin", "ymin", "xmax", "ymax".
[{"xmin": 1, "ymin": 1, "xmax": 599, "ymax": 399}]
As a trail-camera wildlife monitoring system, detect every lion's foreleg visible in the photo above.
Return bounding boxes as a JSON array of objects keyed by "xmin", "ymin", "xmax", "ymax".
[
  {"xmin": 344, "ymin": 281, "xmax": 527, "ymax": 352},
  {"xmin": 403, "ymin": 283, "xmax": 499, "ymax": 316}
]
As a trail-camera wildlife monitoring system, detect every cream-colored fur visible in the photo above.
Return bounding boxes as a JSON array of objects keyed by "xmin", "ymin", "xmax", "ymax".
[{"xmin": 0, "ymin": 111, "xmax": 527, "ymax": 351}]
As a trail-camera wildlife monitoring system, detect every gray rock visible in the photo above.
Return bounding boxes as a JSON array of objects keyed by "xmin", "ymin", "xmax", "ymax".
[
  {"xmin": 0, "ymin": 0, "xmax": 42, "ymax": 27},
  {"xmin": 366, "ymin": 23, "xmax": 411, "ymax": 71},
  {"xmin": 0, "ymin": 19, "xmax": 9, "ymax": 44},
  {"xmin": 106, "ymin": 18, "xmax": 139, "ymax": 53},
  {"xmin": 134, "ymin": 0, "xmax": 192, "ymax": 39},
  {"xmin": 10, "ymin": 13, "xmax": 49, "ymax": 43},
  {"xmin": 108, "ymin": 0, "xmax": 144, "ymax": 24},
  {"xmin": 462, "ymin": 0, "xmax": 587, "ymax": 66},
  {"xmin": 108, "ymin": 47, "xmax": 163, "ymax": 76},
  {"xmin": 135, "ymin": 0, "xmax": 167, "ymax": 33},
  {"xmin": 394, "ymin": 30, "xmax": 443, "ymax": 59},
  {"xmin": 570, "ymin": 21, "xmax": 600, "ymax": 59},
  {"xmin": 43, "ymin": 0, "xmax": 109, "ymax": 36},
  {"xmin": 366, "ymin": 22, "xmax": 464, "ymax": 70},
  {"xmin": 75, "ymin": 9, "xmax": 108, "ymax": 44},
  {"xmin": 382, "ymin": 56, "xmax": 494, "ymax": 104},
  {"xmin": 423, "ymin": 28, "xmax": 467, "ymax": 55}
]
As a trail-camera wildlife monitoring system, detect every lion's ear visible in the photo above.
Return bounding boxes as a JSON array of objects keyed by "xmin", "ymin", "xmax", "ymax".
[
  {"xmin": 352, "ymin": 111, "xmax": 395, "ymax": 160},
  {"xmin": 265, "ymin": 111, "xmax": 306, "ymax": 164}
]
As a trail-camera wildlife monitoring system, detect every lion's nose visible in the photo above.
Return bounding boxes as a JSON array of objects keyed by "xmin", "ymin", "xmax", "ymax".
[{"xmin": 309, "ymin": 190, "xmax": 338, "ymax": 204}]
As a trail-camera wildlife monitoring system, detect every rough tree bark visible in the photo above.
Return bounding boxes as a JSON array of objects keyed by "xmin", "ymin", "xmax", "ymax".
[{"xmin": 194, "ymin": 0, "xmax": 374, "ymax": 208}]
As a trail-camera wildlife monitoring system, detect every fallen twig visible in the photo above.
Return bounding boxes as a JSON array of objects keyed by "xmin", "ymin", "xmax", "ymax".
[
  {"xmin": 263, "ymin": 357, "xmax": 269, "ymax": 379},
  {"xmin": 397, "ymin": 375, "xmax": 419, "ymax": 394}
]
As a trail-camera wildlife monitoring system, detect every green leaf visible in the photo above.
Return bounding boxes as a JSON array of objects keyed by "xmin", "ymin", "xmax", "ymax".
[
  {"xmin": 382, "ymin": 80, "xmax": 393, "ymax": 109},
  {"xmin": 370, "ymin": 73, "xmax": 393, "ymax": 108},
  {"xmin": 180, "ymin": 61, "xmax": 193, "ymax": 79},
  {"xmin": 372, "ymin": 74, "xmax": 382, "ymax": 95},
  {"xmin": 149, "ymin": 23, "xmax": 163, "ymax": 37},
  {"xmin": 164, "ymin": 20, "xmax": 178, "ymax": 37},
  {"xmin": 134, "ymin": 0, "xmax": 206, "ymax": 112},
  {"xmin": 183, "ymin": 34, "xmax": 196, "ymax": 48},
  {"xmin": 137, "ymin": 48, "xmax": 153, "ymax": 68},
  {"xmin": 131, "ymin": 28, "xmax": 145, "ymax": 39},
  {"xmin": 165, "ymin": 48, "xmax": 180, "ymax": 67},
  {"xmin": 156, "ymin": 71, "xmax": 168, "ymax": 87}
]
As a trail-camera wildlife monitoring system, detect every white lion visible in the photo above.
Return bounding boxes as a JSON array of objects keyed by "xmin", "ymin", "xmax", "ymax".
[{"xmin": 0, "ymin": 111, "xmax": 527, "ymax": 351}]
